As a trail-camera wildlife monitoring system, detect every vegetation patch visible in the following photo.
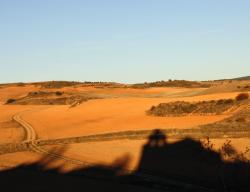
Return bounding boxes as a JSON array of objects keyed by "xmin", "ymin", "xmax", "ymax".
[
  {"xmin": 5, "ymin": 91, "xmax": 98, "ymax": 105},
  {"xmin": 147, "ymin": 99, "xmax": 238, "ymax": 116},
  {"xmin": 30, "ymin": 81, "xmax": 125, "ymax": 89},
  {"xmin": 33, "ymin": 81, "xmax": 82, "ymax": 89},
  {"xmin": 0, "ymin": 143, "xmax": 30, "ymax": 155},
  {"xmin": 27, "ymin": 91, "xmax": 64, "ymax": 97},
  {"xmin": 200, "ymin": 100, "xmax": 250, "ymax": 131},
  {"xmin": 244, "ymin": 85, "xmax": 250, "ymax": 89},
  {"xmin": 131, "ymin": 80, "xmax": 211, "ymax": 89},
  {"xmin": 201, "ymin": 138, "xmax": 250, "ymax": 163},
  {"xmin": 5, "ymin": 96, "xmax": 97, "ymax": 105},
  {"xmin": 6, "ymin": 98, "xmax": 16, "ymax": 104},
  {"xmin": 235, "ymin": 92, "xmax": 249, "ymax": 101}
]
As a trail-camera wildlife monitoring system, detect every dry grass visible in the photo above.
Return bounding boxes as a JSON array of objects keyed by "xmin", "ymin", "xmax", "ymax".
[
  {"xmin": 0, "ymin": 143, "xmax": 30, "ymax": 155},
  {"xmin": 202, "ymin": 138, "xmax": 250, "ymax": 163}
]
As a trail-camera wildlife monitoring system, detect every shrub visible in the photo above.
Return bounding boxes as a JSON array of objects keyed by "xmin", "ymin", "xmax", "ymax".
[
  {"xmin": 40, "ymin": 81, "xmax": 81, "ymax": 89},
  {"xmin": 223, "ymin": 99, "xmax": 234, "ymax": 104},
  {"xmin": 6, "ymin": 98, "xmax": 16, "ymax": 104},
  {"xmin": 235, "ymin": 117, "xmax": 246, "ymax": 122},
  {"xmin": 216, "ymin": 99, "xmax": 234, "ymax": 105},
  {"xmin": 219, "ymin": 140, "xmax": 237, "ymax": 158},
  {"xmin": 219, "ymin": 140, "xmax": 250, "ymax": 162},
  {"xmin": 235, "ymin": 93, "xmax": 249, "ymax": 101},
  {"xmin": 28, "ymin": 92, "xmax": 38, "ymax": 96},
  {"xmin": 17, "ymin": 82, "xmax": 25, "ymax": 86},
  {"xmin": 244, "ymin": 85, "xmax": 250, "ymax": 89},
  {"xmin": 55, "ymin": 91, "xmax": 63, "ymax": 96},
  {"xmin": 216, "ymin": 99, "xmax": 225, "ymax": 105}
]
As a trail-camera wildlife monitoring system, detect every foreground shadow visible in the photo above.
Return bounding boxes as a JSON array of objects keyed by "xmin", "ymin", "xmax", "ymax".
[
  {"xmin": 0, "ymin": 130, "xmax": 250, "ymax": 192},
  {"xmin": 137, "ymin": 130, "xmax": 250, "ymax": 191}
]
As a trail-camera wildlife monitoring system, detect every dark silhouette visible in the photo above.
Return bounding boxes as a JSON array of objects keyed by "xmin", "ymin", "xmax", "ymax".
[
  {"xmin": 0, "ymin": 129, "xmax": 250, "ymax": 191},
  {"xmin": 138, "ymin": 130, "xmax": 224, "ymax": 185},
  {"xmin": 137, "ymin": 129, "xmax": 250, "ymax": 191}
]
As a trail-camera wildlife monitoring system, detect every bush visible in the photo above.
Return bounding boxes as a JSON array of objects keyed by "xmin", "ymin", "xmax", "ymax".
[
  {"xmin": 235, "ymin": 93, "xmax": 249, "ymax": 101},
  {"xmin": 235, "ymin": 117, "xmax": 246, "ymax": 122},
  {"xmin": 244, "ymin": 85, "xmax": 250, "ymax": 89},
  {"xmin": 40, "ymin": 81, "xmax": 81, "ymax": 89},
  {"xmin": 216, "ymin": 99, "xmax": 225, "ymax": 105},
  {"xmin": 28, "ymin": 92, "xmax": 38, "ymax": 96},
  {"xmin": 55, "ymin": 91, "xmax": 63, "ymax": 96},
  {"xmin": 6, "ymin": 98, "xmax": 16, "ymax": 104},
  {"xmin": 216, "ymin": 99, "xmax": 234, "ymax": 105},
  {"xmin": 17, "ymin": 82, "xmax": 25, "ymax": 86}
]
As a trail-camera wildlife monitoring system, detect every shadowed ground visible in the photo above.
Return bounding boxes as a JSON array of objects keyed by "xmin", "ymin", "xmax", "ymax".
[{"xmin": 1, "ymin": 129, "xmax": 250, "ymax": 192}]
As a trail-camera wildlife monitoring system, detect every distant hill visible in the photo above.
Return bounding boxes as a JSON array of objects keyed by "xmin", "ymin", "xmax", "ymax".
[
  {"xmin": 216, "ymin": 76, "xmax": 250, "ymax": 81},
  {"xmin": 131, "ymin": 80, "xmax": 212, "ymax": 89},
  {"xmin": 232, "ymin": 76, "xmax": 250, "ymax": 80}
]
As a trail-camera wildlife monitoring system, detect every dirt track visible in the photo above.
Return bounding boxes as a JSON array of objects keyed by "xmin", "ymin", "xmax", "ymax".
[{"xmin": 12, "ymin": 110, "xmax": 91, "ymax": 165}]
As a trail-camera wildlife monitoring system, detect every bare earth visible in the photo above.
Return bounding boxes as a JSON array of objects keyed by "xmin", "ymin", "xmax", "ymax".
[{"xmin": 23, "ymin": 97, "xmax": 228, "ymax": 139}]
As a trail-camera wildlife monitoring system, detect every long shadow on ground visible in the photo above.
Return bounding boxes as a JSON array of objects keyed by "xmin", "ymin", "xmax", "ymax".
[{"xmin": 1, "ymin": 129, "xmax": 250, "ymax": 192}]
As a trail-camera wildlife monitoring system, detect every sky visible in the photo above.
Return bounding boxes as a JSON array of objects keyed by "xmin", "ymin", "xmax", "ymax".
[{"xmin": 0, "ymin": 0, "xmax": 250, "ymax": 83}]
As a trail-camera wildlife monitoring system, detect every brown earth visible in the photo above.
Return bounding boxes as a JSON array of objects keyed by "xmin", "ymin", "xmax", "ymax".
[
  {"xmin": 22, "ymin": 97, "xmax": 229, "ymax": 139},
  {"xmin": 0, "ymin": 80, "xmax": 250, "ymax": 190},
  {"xmin": 0, "ymin": 105, "xmax": 38, "ymax": 143}
]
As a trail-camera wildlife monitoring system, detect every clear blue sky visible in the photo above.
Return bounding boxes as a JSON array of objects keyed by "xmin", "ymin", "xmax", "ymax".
[{"xmin": 0, "ymin": 0, "xmax": 250, "ymax": 83}]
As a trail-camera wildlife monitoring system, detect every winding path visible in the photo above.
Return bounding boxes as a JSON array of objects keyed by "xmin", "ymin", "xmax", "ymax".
[
  {"xmin": 12, "ymin": 110, "xmax": 91, "ymax": 165},
  {"xmin": 13, "ymin": 113, "xmax": 37, "ymax": 142}
]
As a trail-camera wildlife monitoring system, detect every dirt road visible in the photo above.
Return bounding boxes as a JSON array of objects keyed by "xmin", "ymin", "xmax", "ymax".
[{"xmin": 12, "ymin": 110, "xmax": 90, "ymax": 165}]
